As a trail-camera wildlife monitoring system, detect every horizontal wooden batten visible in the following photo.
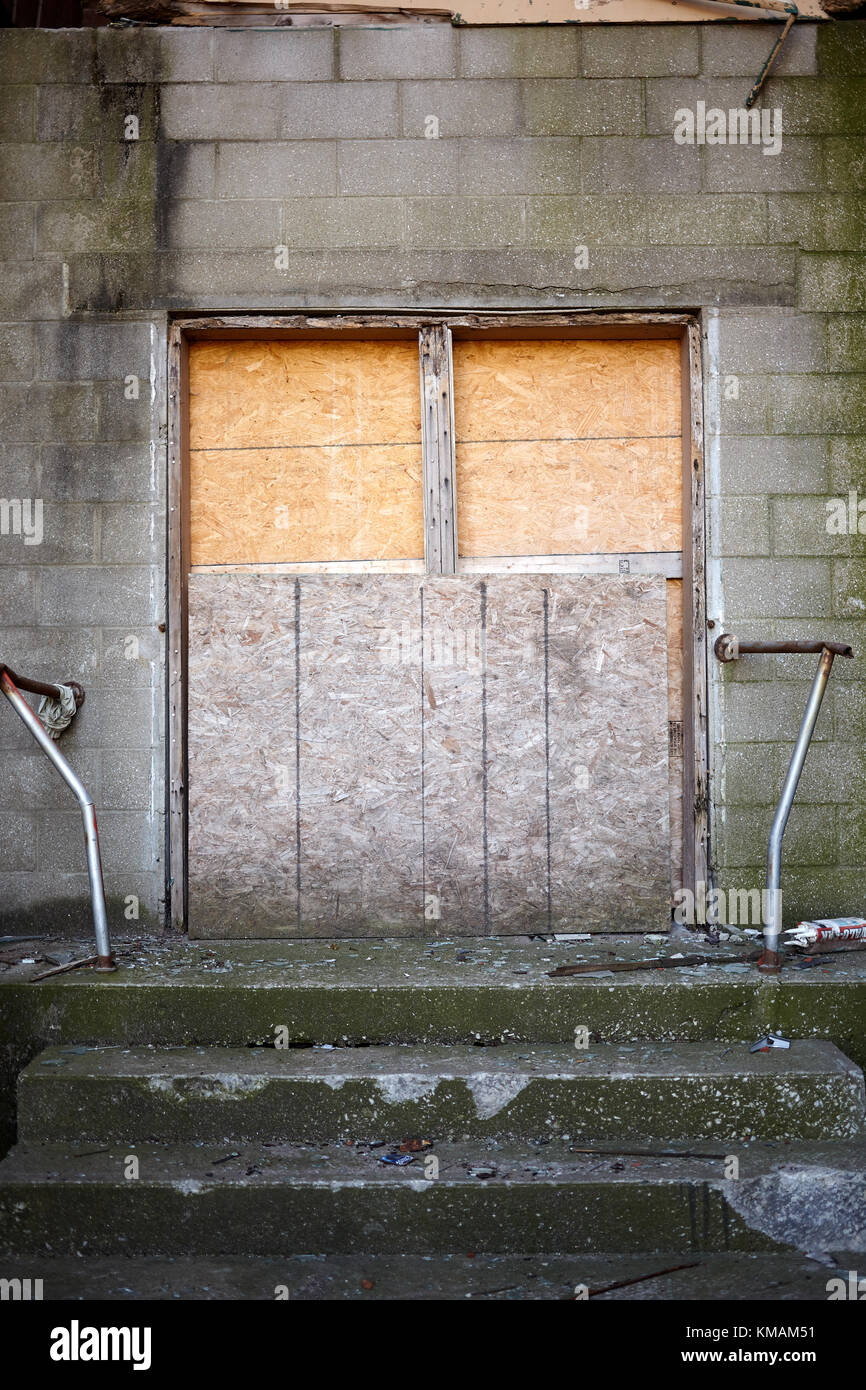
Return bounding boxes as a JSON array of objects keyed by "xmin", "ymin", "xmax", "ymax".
[
  {"xmin": 192, "ymin": 559, "xmax": 426, "ymax": 576},
  {"xmin": 458, "ymin": 551, "xmax": 683, "ymax": 578}
]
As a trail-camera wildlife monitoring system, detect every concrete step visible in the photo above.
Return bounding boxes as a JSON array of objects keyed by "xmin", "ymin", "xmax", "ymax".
[
  {"xmin": 5, "ymin": 1138, "xmax": 860, "ymax": 1257},
  {"xmin": 3, "ymin": 937, "xmax": 866, "ymax": 1071},
  {"xmin": 2, "ymin": 1251, "xmax": 853, "ymax": 1301},
  {"xmin": 16, "ymin": 1041, "xmax": 866, "ymax": 1144}
]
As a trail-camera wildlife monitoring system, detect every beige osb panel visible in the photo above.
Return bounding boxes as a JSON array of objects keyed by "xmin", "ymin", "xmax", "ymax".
[
  {"xmin": 188, "ymin": 572, "xmax": 671, "ymax": 938},
  {"xmin": 189, "ymin": 339, "xmax": 423, "ymax": 566},
  {"xmin": 453, "ymin": 338, "xmax": 682, "ymax": 558}
]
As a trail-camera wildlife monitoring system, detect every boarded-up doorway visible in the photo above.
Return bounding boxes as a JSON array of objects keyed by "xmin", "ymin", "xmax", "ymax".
[{"xmin": 174, "ymin": 320, "xmax": 700, "ymax": 939}]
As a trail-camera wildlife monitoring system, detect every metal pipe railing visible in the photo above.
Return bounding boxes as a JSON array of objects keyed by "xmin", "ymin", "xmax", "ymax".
[
  {"xmin": 714, "ymin": 635, "xmax": 854, "ymax": 974},
  {"xmin": 0, "ymin": 665, "xmax": 115, "ymax": 972}
]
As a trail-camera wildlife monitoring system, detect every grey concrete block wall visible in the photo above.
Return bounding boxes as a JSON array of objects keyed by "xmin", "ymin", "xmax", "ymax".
[{"xmin": 0, "ymin": 19, "xmax": 864, "ymax": 930}]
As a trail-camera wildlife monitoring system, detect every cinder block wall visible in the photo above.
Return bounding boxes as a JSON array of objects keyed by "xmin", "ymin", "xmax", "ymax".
[{"xmin": 0, "ymin": 21, "xmax": 864, "ymax": 931}]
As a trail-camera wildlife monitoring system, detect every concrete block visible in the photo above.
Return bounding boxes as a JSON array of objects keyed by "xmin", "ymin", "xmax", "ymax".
[
  {"xmin": 718, "ymin": 436, "xmax": 828, "ymax": 498},
  {"xmin": 0, "ymin": 144, "xmax": 97, "ymax": 200},
  {"xmin": 719, "ymin": 742, "xmax": 782, "ymax": 807},
  {"xmin": 100, "ymin": 628, "xmax": 162, "ymax": 690},
  {"xmin": 98, "ymin": 504, "xmax": 157, "ymax": 566},
  {"xmin": 459, "ymin": 27, "xmax": 580, "ymax": 79},
  {"xmin": 834, "ymin": 683, "xmax": 866, "ymax": 743},
  {"xmin": 719, "ymin": 804, "xmax": 835, "ymax": 869},
  {"xmin": 581, "ymin": 138, "xmax": 700, "ymax": 194},
  {"xmin": 525, "ymin": 194, "xmax": 646, "ymax": 248},
  {"xmin": 645, "ymin": 77, "xmax": 765, "ymax": 137},
  {"xmin": 161, "ymin": 199, "xmax": 281, "ymax": 251},
  {"xmin": 95, "ymin": 383, "xmax": 153, "ymax": 444},
  {"xmin": 0, "ymin": 324, "xmax": 35, "ymax": 382},
  {"xmin": 0, "ymin": 206, "xmax": 35, "ymax": 263},
  {"xmin": 36, "ymin": 322, "xmax": 152, "ymax": 382},
  {"xmin": 458, "ymin": 138, "xmax": 580, "ymax": 196},
  {"xmin": 216, "ymin": 142, "xmax": 337, "ymax": 198},
  {"xmin": 723, "ymin": 557, "xmax": 832, "ymax": 620},
  {"xmin": 772, "ymin": 495, "xmax": 860, "ymax": 559},
  {"xmin": 0, "ymin": 750, "xmax": 99, "ymax": 810},
  {"xmin": 39, "ymin": 566, "xmax": 156, "ymax": 628},
  {"xmin": 401, "ymin": 80, "xmax": 521, "ymax": 138},
  {"xmin": 338, "ymin": 139, "xmax": 456, "ymax": 196},
  {"xmin": 99, "ymin": 142, "xmax": 158, "ymax": 202},
  {"xmin": 99, "ymin": 749, "xmax": 155, "ymax": 812},
  {"xmin": 762, "ymin": 76, "xmax": 866, "ymax": 137},
  {"xmin": 0, "ymin": 84, "xmax": 34, "ymax": 142},
  {"xmin": 60, "ymin": 688, "xmax": 156, "ymax": 754},
  {"xmin": 0, "ymin": 624, "xmax": 99, "ymax": 687},
  {"xmin": 0, "ymin": 501, "xmax": 96, "ymax": 568},
  {"xmin": 0, "ymin": 263, "xmax": 64, "ymax": 321},
  {"xmin": 213, "ymin": 30, "xmax": 333, "ymax": 84},
  {"xmin": 36, "ymin": 85, "xmax": 103, "ymax": 143},
  {"xmin": 281, "ymin": 197, "xmax": 403, "ymax": 250},
  {"xmin": 834, "ymin": 559, "xmax": 866, "ymax": 620},
  {"xmin": 817, "ymin": 23, "xmax": 866, "ymax": 77},
  {"xmin": 799, "ymin": 256, "xmax": 866, "ymax": 314},
  {"xmin": 716, "ymin": 311, "xmax": 825, "ymax": 373},
  {"xmin": 281, "ymin": 81, "xmax": 399, "ymax": 140},
  {"xmin": 156, "ymin": 142, "xmax": 216, "ymax": 201},
  {"xmin": 646, "ymin": 194, "xmax": 766, "ymax": 246},
  {"xmin": 160, "ymin": 85, "xmax": 282, "ymax": 141},
  {"xmin": 523, "ymin": 80, "xmax": 642, "ymax": 137},
  {"xmin": 0, "ymin": 384, "xmax": 96, "ymax": 444},
  {"xmin": 713, "ymin": 495, "xmax": 771, "ymax": 557},
  {"xmin": 0, "ymin": 814, "xmax": 37, "ymax": 872},
  {"xmin": 39, "ymin": 810, "xmax": 156, "ymax": 875},
  {"xmin": 340, "ymin": 26, "xmax": 456, "ymax": 80},
  {"xmin": 585, "ymin": 25, "xmax": 698, "ymax": 78},
  {"xmin": 724, "ymin": 678, "xmax": 833, "ymax": 743},
  {"xmin": 97, "ymin": 28, "xmax": 213, "ymax": 85},
  {"xmin": 791, "ymin": 741, "xmax": 866, "ymax": 805},
  {"xmin": 703, "ymin": 139, "xmax": 823, "ymax": 194},
  {"xmin": 405, "ymin": 197, "xmax": 524, "ymax": 250},
  {"xmin": 829, "ymin": 436, "xmax": 866, "ymax": 493},
  {"xmin": 39, "ymin": 444, "xmax": 155, "ymax": 504},
  {"xmin": 703, "ymin": 22, "xmax": 817, "ymax": 78},
  {"xmin": 768, "ymin": 375, "xmax": 866, "ymax": 436},
  {"xmin": 0, "ymin": 31, "xmax": 94, "ymax": 86},
  {"xmin": 826, "ymin": 317, "xmax": 866, "ymax": 373},
  {"xmin": 37, "ymin": 199, "xmax": 156, "ymax": 258},
  {"xmin": 824, "ymin": 138, "xmax": 866, "ymax": 194},
  {"xmin": 0, "ymin": 570, "xmax": 36, "ymax": 630}
]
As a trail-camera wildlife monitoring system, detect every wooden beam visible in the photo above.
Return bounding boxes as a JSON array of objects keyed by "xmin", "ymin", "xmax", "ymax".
[
  {"xmin": 420, "ymin": 324, "xmax": 457, "ymax": 575},
  {"xmin": 682, "ymin": 319, "xmax": 709, "ymax": 900},
  {"xmin": 167, "ymin": 323, "xmax": 189, "ymax": 932}
]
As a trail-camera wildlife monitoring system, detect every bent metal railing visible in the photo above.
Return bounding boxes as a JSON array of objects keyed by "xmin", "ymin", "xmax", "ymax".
[
  {"xmin": 713, "ymin": 636, "xmax": 854, "ymax": 974},
  {"xmin": 0, "ymin": 665, "xmax": 115, "ymax": 972}
]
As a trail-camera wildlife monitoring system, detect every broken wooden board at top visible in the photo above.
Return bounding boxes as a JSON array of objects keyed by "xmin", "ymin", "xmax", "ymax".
[{"xmin": 187, "ymin": 572, "xmax": 671, "ymax": 938}]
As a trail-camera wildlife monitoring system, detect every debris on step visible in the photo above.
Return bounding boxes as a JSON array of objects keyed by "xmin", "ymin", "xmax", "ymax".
[
  {"xmin": 750, "ymin": 1033, "xmax": 791, "ymax": 1053},
  {"xmin": 548, "ymin": 949, "xmax": 762, "ymax": 977}
]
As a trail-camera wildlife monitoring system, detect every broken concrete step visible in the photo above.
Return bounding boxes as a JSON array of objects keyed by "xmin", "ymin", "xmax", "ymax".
[
  {"xmin": 0, "ymin": 1139, "xmax": 787, "ymax": 1257},
  {"xmin": 17, "ymin": 1041, "xmax": 865, "ymax": 1145},
  {"xmin": 2, "ymin": 1138, "xmax": 864, "ymax": 1258},
  {"xmin": 4, "ymin": 1250, "xmax": 852, "ymax": 1301}
]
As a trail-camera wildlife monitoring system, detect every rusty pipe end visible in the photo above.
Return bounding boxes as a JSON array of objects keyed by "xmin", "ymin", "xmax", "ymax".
[
  {"xmin": 95, "ymin": 955, "xmax": 117, "ymax": 973},
  {"xmin": 757, "ymin": 949, "xmax": 782, "ymax": 975}
]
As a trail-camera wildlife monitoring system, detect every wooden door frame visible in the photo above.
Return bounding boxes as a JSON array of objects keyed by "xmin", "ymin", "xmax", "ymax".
[{"xmin": 166, "ymin": 310, "xmax": 708, "ymax": 932}]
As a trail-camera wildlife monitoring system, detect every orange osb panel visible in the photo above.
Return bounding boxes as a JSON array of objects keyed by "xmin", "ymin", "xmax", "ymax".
[
  {"xmin": 452, "ymin": 337, "xmax": 683, "ymax": 558},
  {"xmin": 188, "ymin": 339, "xmax": 424, "ymax": 567}
]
